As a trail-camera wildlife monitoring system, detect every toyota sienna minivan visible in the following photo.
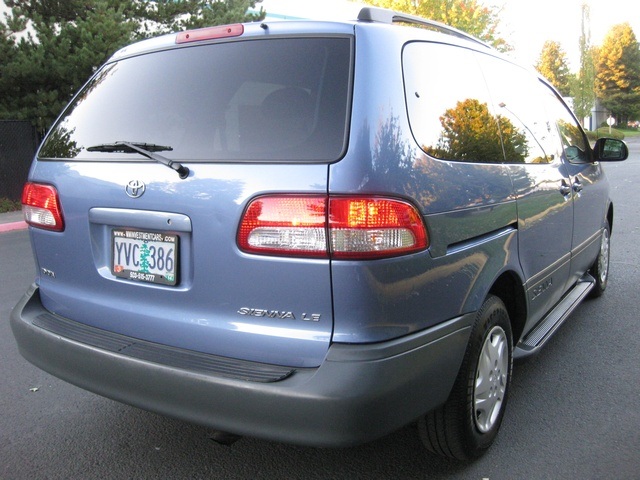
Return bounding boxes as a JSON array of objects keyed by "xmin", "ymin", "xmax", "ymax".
[{"xmin": 11, "ymin": 6, "xmax": 628, "ymax": 460}]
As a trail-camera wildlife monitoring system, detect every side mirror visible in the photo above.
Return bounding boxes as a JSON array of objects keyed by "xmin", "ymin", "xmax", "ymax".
[
  {"xmin": 564, "ymin": 146, "xmax": 583, "ymax": 162},
  {"xmin": 593, "ymin": 138, "xmax": 628, "ymax": 162}
]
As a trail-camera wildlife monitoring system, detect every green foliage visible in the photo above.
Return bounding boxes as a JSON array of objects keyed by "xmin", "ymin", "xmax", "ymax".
[
  {"xmin": 571, "ymin": 5, "xmax": 596, "ymax": 124},
  {"xmin": 595, "ymin": 23, "xmax": 640, "ymax": 123},
  {"xmin": 135, "ymin": 0, "xmax": 265, "ymax": 36},
  {"xmin": 1, "ymin": 1, "xmax": 139, "ymax": 134},
  {"xmin": 536, "ymin": 40, "xmax": 573, "ymax": 97},
  {"xmin": 362, "ymin": 0, "xmax": 509, "ymax": 51},
  {"xmin": 5, "ymin": 1, "xmax": 98, "ymax": 22},
  {"xmin": 0, "ymin": 1, "xmax": 265, "ymax": 134},
  {"xmin": 0, "ymin": 197, "xmax": 22, "ymax": 213},
  {"xmin": 588, "ymin": 127, "xmax": 625, "ymax": 140},
  {"xmin": 425, "ymin": 98, "xmax": 527, "ymax": 163}
]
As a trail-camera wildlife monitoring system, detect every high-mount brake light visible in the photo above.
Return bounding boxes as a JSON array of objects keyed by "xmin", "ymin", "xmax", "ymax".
[
  {"xmin": 176, "ymin": 24, "xmax": 244, "ymax": 44},
  {"xmin": 22, "ymin": 182, "xmax": 65, "ymax": 231},
  {"xmin": 238, "ymin": 195, "xmax": 428, "ymax": 259}
]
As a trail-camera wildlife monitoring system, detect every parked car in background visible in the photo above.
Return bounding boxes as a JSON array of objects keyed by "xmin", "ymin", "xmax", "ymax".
[{"xmin": 12, "ymin": 7, "xmax": 628, "ymax": 460}]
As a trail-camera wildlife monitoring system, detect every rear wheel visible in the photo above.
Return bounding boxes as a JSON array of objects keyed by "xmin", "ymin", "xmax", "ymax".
[
  {"xmin": 589, "ymin": 223, "xmax": 610, "ymax": 298},
  {"xmin": 418, "ymin": 295, "xmax": 513, "ymax": 460}
]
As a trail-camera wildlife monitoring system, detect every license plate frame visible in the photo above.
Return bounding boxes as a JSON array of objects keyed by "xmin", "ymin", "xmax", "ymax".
[{"xmin": 111, "ymin": 228, "xmax": 178, "ymax": 286}]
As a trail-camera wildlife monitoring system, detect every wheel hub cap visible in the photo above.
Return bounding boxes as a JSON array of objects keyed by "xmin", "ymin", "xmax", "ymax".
[
  {"xmin": 598, "ymin": 229, "xmax": 610, "ymax": 284},
  {"xmin": 474, "ymin": 325, "xmax": 509, "ymax": 433}
]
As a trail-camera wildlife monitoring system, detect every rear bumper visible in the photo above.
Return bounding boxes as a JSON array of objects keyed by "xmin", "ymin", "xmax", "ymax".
[{"xmin": 11, "ymin": 284, "xmax": 473, "ymax": 447}]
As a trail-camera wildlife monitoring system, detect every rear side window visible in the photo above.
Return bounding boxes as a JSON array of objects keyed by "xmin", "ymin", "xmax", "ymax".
[
  {"xmin": 403, "ymin": 42, "xmax": 567, "ymax": 166},
  {"xmin": 39, "ymin": 37, "xmax": 352, "ymax": 162},
  {"xmin": 479, "ymin": 54, "xmax": 557, "ymax": 164},
  {"xmin": 403, "ymin": 42, "xmax": 504, "ymax": 164}
]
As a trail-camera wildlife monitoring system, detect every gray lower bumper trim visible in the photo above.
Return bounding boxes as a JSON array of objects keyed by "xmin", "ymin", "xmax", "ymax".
[
  {"xmin": 11, "ymin": 284, "xmax": 473, "ymax": 447},
  {"xmin": 33, "ymin": 309, "xmax": 295, "ymax": 383}
]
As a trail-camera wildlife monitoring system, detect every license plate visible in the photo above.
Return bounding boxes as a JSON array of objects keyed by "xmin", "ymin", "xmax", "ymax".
[{"xmin": 112, "ymin": 229, "xmax": 178, "ymax": 286}]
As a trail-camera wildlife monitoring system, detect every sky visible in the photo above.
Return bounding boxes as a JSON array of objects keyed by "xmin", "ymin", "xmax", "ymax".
[
  {"xmin": 487, "ymin": 0, "xmax": 640, "ymax": 69},
  {"xmin": 255, "ymin": 0, "xmax": 640, "ymax": 71}
]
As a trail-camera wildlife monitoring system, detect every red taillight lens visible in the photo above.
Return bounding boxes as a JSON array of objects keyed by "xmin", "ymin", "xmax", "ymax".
[
  {"xmin": 238, "ymin": 196, "xmax": 328, "ymax": 257},
  {"xmin": 329, "ymin": 197, "xmax": 428, "ymax": 259},
  {"xmin": 21, "ymin": 182, "xmax": 65, "ymax": 231},
  {"xmin": 238, "ymin": 195, "xmax": 428, "ymax": 259}
]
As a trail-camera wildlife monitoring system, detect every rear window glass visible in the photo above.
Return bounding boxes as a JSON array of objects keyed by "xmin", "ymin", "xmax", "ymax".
[{"xmin": 39, "ymin": 37, "xmax": 352, "ymax": 162}]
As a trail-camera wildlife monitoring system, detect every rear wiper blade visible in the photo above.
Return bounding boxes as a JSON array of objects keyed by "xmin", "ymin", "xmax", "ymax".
[
  {"xmin": 87, "ymin": 141, "xmax": 173, "ymax": 153},
  {"xmin": 87, "ymin": 141, "xmax": 189, "ymax": 179}
]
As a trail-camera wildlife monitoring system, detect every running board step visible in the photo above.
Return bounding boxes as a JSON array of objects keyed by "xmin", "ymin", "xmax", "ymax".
[{"xmin": 514, "ymin": 275, "xmax": 595, "ymax": 359}]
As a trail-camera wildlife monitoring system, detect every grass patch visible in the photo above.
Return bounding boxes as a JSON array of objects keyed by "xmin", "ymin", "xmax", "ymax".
[
  {"xmin": 618, "ymin": 128, "xmax": 640, "ymax": 137},
  {"xmin": 0, "ymin": 198, "xmax": 21, "ymax": 213},
  {"xmin": 585, "ymin": 127, "xmax": 640, "ymax": 141},
  {"xmin": 586, "ymin": 127, "xmax": 624, "ymax": 141}
]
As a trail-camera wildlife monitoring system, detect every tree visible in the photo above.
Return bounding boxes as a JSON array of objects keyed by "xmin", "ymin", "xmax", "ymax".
[
  {"xmin": 535, "ymin": 40, "xmax": 572, "ymax": 97},
  {"xmin": 362, "ymin": 0, "xmax": 509, "ymax": 51},
  {"xmin": 0, "ymin": 16, "xmax": 18, "ymax": 70},
  {"xmin": 0, "ymin": 1, "xmax": 265, "ymax": 133},
  {"xmin": 1, "ymin": 1, "xmax": 141, "ymax": 133},
  {"xmin": 132, "ymin": 0, "xmax": 265, "ymax": 36},
  {"xmin": 5, "ymin": 0, "xmax": 265, "ymax": 33},
  {"xmin": 424, "ymin": 98, "xmax": 527, "ymax": 163},
  {"xmin": 595, "ymin": 23, "xmax": 640, "ymax": 123},
  {"xmin": 570, "ymin": 3, "xmax": 596, "ymax": 126},
  {"xmin": 5, "ymin": 1, "xmax": 101, "ymax": 23}
]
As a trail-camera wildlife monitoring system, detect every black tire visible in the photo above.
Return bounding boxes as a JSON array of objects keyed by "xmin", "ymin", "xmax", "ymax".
[
  {"xmin": 418, "ymin": 295, "xmax": 513, "ymax": 461},
  {"xmin": 589, "ymin": 222, "xmax": 610, "ymax": 298}
]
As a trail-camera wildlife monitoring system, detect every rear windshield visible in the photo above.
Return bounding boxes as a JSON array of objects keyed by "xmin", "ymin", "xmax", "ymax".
[{"xmin": 39, "ymin": 37, "xmax": 352, "ymax": 162}]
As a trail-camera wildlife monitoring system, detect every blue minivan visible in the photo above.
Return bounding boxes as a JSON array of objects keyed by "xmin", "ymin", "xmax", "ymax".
[{"xmin": 11, "ymin": 7, "xmax": 628, "ymax": 460}]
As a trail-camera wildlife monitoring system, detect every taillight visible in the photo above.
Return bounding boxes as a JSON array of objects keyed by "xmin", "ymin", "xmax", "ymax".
[
  {"xmin": 21, "ymin": 182, "xmax": 65, "ymax": 231},
  {"xmin": 329, "ymin": 197, "xmax": 428, "ymax": 259},
  {"xmin": 238, "ymin": 196, "xmax": 328, "ymax": 257},
  {"xmin": 238, "ymin": 195, "xmax": 428, "ymax": 259}
]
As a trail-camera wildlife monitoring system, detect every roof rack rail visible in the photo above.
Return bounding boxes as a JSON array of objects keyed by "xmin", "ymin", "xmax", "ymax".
[{"xmin": 357, "ymin": 6, "xmax": 490, "ymax": 49}]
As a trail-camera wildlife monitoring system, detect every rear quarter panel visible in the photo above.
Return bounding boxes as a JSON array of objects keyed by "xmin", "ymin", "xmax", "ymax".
[{"xmin": 329, "ymin": 26, "xmax": 521, "ymax": 342}]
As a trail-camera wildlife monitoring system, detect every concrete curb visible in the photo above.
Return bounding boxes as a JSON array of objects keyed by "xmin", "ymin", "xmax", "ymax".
[
  {"xmin": 0, "ymin": 220, "xmax": 27, "ymax": 233},
  {"xmin": 0, "ymin": 210, "xmax": 27, "ymax": 233}
]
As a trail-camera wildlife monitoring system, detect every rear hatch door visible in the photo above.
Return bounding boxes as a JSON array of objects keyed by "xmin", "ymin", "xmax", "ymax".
[{"xmin": 27, "ymin": 28, "xmax": 353, "ymax": 368}]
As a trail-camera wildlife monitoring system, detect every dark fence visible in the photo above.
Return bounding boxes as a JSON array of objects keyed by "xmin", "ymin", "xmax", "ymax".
[{"xmin": 0, "ymin": 120, "xmax": 38, "ymax": 201}]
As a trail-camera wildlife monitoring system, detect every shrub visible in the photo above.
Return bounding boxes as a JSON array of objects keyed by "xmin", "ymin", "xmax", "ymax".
[{"xmin": 0, "ymin": 198, "xmax": 21, "ymax": 213}]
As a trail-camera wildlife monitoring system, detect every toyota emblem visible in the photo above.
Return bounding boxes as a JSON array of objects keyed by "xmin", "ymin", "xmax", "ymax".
[{"xmin": 125, "ymin": 180, "xmax": 146, "ymax": 198}]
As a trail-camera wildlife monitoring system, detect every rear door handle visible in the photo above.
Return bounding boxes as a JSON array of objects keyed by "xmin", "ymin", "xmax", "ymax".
[
  {"xmin": 572, "ymin": 178, "xmax": 583, "ymax": 193},
  {"xmin": 559, "ymin": 182, "xmax": 572, "ymax": 196}
]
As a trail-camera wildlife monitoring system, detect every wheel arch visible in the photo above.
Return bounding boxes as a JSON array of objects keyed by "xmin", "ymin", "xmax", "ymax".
[{"xmin": 488, "ymin": 271, "xmax": 527, "ymax": 344}]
